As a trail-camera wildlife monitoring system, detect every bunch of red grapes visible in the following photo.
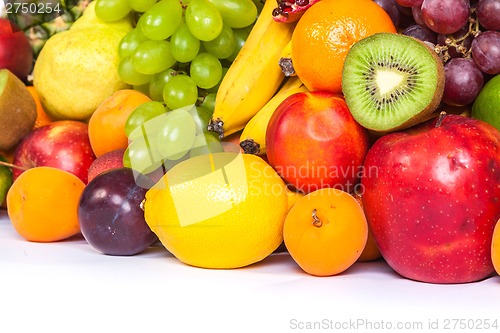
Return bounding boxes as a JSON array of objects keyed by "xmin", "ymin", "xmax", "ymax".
[{"xmin": 374, "ymin": 0, "xmax": 500, "ymax": 107}]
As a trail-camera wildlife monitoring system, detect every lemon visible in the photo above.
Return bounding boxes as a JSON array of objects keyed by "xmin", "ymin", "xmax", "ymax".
[
  {"xmin": 32, "ymin": 2, "xmax": 132, "ymax": 120},
  {"xmin": 144, "ymin": 152, "xmax": 291, "ymax": 269}
]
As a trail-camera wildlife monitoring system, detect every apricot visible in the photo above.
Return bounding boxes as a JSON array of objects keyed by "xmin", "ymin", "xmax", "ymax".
[
  {"xmin": 88, "ymin": 89, "xmax": 151, "ymax": 157},
  {"xmin": 7, "ymin": 166, "xmax": 85, "ymax": 242}
]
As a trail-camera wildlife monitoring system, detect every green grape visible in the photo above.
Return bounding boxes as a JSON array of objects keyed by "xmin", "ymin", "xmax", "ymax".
[
  {"xmin": 132, "ymin": 40, "xmax": 177, "ymax": 75},
  {"xmin": 118, "ymin": 56, "xmax": 153, "ymax": 85},
  {"xmin": 208, "ymin": 0, "xmax": 257, "ymax": 28},
  {"xmin": 126, "ymin": 101, "xmax": 167, "ymax": 139},
  {"xmin": 119, "ymin": 28, "xmax": 148, "ymax": 59},
  {"xmin": 133, "ymin": 83, "xmax": 150, "ymax": 96},
  {"xmin": 185, "ymin": 0, "xmax": 223, "ymax": 42},
  {"xmin": 156, "ymin": 108, "xmax": 197, "ymax": 160},
  {"xmin": 188, "ymin": 106, "xmax": 214, "ymax": 134},
  {"xmin": 189, "ymin": 52, "xmax": 222, "ymax": 89},
  {"xmin": 171, "ymin": 20, "xmax": 201, "ymax": 63},
  {"xmin": 163, "ymin": 75, "xmax": 199, "ymax": 110},
  {"xmin": 202, "ymin": 24, "xmax": 235, "ymax": 59},
  {"xmin": 225, "ymin": 27, "xmax": 250, "ymax": 62},
  {"xmin": 206, "ymin": 67, "xmax": 228, "ymax": 93},
  {"xmin": 127, "ymin": 0, "xmax": 158, "ymax": 12},
  {"xmin": 189, "ymin": 131, "xmax": 224, "ymax": 158},
  {"xmin": 95, "ymin": 0, "xmax": 132, "ymax": 22},
  {"xmin": 138, "ymin": 0, "xmax": 183, "ymax": 40},
  {"xmin": 149, "ymin": 68, "xmax": 177, "ymax": 102},
  {"xmin": 200, "ymin": 93, "xmax": 216, "ymax": 113},
  {"xmin": 124, "ymin": 136, "xmax": 164, "ymax": 174}
]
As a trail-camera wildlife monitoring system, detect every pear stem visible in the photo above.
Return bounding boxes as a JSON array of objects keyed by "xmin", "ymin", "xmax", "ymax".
[{"xmin": 312, "ymin": 209, "xmax": 322, "ymax": 227}]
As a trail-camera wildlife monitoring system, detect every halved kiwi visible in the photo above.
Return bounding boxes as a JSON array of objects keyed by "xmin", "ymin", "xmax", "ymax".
[{"xmin": 341, "ymin": 33, "xmax": 444, "ymax": 132}]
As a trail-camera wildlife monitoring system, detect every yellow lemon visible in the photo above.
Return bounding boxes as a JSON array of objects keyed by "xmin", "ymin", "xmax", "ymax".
[{"xmin": 144, "ymin": 152, "xmax": 291, "ymax": 269}]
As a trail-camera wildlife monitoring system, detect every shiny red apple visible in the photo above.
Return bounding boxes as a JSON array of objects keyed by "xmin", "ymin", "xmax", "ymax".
[
  {"xmin": 13, "ymin": 120, "xmax": 96, "ymax": 183},
  {"xmin": 266, "ymin": 91, "xmax": 369, "ymax": 194},
  {"xmin": 362, "ymin": 114, "xmax": 500, "ymax": 284},
  {"xmin": 0, "ymin": 19, "xmax": 33, "ymax": 83}
]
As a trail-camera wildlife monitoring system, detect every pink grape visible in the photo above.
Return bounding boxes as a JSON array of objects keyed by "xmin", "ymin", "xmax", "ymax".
[
  {"xmin": 421, "ymin": 0, "xmax": 470, "ymax": 34},
  {"xmin": 476, "ymin": 0, "xmax": 500, "ymax": 31},
  {"xmin": 471, "ymin": 30, "xmax": 500, "ymax": 74},
  {"xmin": 442, "ymin": 58, "xmax": 484, "ymax": 106},
  {"xmin": 412, "ymin": 6, "xmax": 426, "ymax": 27}
]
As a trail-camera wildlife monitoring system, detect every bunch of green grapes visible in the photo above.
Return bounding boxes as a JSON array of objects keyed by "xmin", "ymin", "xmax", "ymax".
[{"xmin": 95, "ymin": 0, "xmax": 258, "ymax": 112}]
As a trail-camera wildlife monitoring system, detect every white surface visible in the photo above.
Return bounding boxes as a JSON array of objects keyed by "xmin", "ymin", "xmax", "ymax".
[{"xmin": 1, "ymin": 209, "xmax": 499, "ymax": 333}]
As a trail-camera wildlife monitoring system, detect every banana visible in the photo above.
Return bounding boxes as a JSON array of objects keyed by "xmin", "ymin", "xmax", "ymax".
[
  {"xmin": 239, "ymin": 76, "xmax": 308, "ymax": 156},
  {"xmin": 278, "ymin": 40, "xmax": 296, "ymax": 77},
  {"xmin": 208, "ymin": 0, "xmax": 296, "ymax": 139}
]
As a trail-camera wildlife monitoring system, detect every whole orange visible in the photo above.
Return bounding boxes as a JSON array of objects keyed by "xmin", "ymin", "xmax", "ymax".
[
  {"xmin": 283, "ymin": 188, "xmax": 368, "ymax": 276},
  {"xmin": 7, "ymin": 166, "xmax": 85, "ymax": 242},
  {"xmin": 291, "ymin": 0, "xmax": 396, "ymax": 93},
  {"xmin": 88, "ymin": 89, "xmax": 151, "ymax": 157}
]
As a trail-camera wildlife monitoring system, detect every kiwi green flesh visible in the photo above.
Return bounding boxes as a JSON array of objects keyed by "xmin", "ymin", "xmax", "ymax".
[
  {"xmin": 0, "ymin": 69, "xmax": 37, "ymax": 151},
  {"xmin": 342, "ymin": 33, "xmax": 444, "ymax": 132}
]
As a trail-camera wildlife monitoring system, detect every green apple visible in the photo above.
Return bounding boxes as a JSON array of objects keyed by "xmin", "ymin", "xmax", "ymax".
[
  {"xmin": 0, "ymin": 155, "xmax": 13, "ymax": 206},
  {"xmin": 472, "ymin": 74, "xmax": 500, "ymax": 131}
]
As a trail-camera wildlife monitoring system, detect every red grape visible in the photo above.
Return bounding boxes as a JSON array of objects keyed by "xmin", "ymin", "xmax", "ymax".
[
  {"xmin": 402, "ymin": 24, "xmax": 438, "ymax": 44},
  {"xmin": 373, "ymin": 0, "xmax": 402, "ymax": 27},
  {"xmin": 471, "ymin": 30, "xmax": 500, "ymax": 74},
  {"xmin": 412, "ymin": 6, "xmax": 426, "ymax": 26},
  {"xmin": 395, "ymin": 0, "xmax": 424, "ymax": 6},
  {"xmin": 78, "ymin": 168, "xmax": 157, "ymax": 256},
  {"xmin": 421, "ymin": 0, "xmax": 470, "ymax": 34},
  {"xmin": 442, "ymin": 57, "xmax": 484, "ymax": 106},
  {"xmin": 476, "ymin": 0, "xmax": 500, "ymax": 31}
]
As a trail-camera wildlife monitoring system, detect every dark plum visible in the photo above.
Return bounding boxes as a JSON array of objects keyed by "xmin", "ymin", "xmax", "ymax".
[{"xmin": 78, "ymin": 167, "xmax": 157, "ymax": 256}]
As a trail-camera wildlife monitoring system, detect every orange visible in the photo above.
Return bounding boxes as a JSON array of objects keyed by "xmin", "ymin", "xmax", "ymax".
[
  {"xmin": 88, "ymin": 89, "xmax": 151, "ymax": 157},
  {"xmin": 291, "ymin": 0, "xmax": 396, "ymax": 93},
  {"xmin": 283, "ymin": 188, "xmax": 368, "ymax": 276},
  {"xmin": 26, "ymin": 86, "xmax": 53, "ymax": 129},
  {"xmin": 6, "ymin": 166, "xmax": 85, "ymax": 242},
  {"xmin": 492, "ymin": 219, "xmax": 500, "ymax": 275}
]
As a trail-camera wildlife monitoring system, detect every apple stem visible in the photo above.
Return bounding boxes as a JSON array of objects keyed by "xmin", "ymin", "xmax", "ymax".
[
  {"xmin": 0, "ymin": 160, "xmax": 28, "ymax": 171},
  {"xmin": 435, "ymin": 111, "xmax": 447, "ymax": 128},
  {"xmin": 312, "ymin": 209, "xmax": 322, "ymax": 227}
]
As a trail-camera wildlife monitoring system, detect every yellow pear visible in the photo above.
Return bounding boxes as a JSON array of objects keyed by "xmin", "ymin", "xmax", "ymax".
[{"xmin": 33, "ymin": 3, "xmax": 132, "ymax": 120}]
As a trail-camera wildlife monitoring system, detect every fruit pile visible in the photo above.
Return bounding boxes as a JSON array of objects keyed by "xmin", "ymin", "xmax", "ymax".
[{"xmin": 0, "ymin": 0, "xmax": 499, "ymax": 285}]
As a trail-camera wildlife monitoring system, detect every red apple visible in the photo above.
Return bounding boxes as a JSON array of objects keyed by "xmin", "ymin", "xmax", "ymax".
[
  {"xmin": 87, "ymin": 148, "xmax": 125, "ymax": 183},
  {"xmin": 0, "ymin": 19, "xmax": 33, "ymax": 83},
  {"xmin": 13, "ymin": 120, "xmax": 96, "ymax": 183},
  {"xmin": 362, "ymin": 114, "xmax": 500, "ymax": 284},
  {"xmin": 266, "ymin": 91, "xmax": 369, "ymax": 194}
]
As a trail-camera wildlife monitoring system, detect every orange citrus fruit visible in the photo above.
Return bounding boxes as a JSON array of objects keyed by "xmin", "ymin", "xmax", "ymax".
[
  {"xmin": 6, "ymin": 166, "xmax": 85, "ymax": 242},
  {"xmin": 492, "ymin": 219, "xmax": 500, "ymax": 275},
  {"xmin": 291, "ymin": 0, "xmax": 397, "ymax": 93},
  {"xmin": 26, "ymin": 86, "xmax": 53, "ymax": 129},
  {"xmin": 283, "ymin": 188, "xmax": 368, "ymax": 276}
]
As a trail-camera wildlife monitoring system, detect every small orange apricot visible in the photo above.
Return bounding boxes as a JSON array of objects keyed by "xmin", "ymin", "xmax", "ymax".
[
  {"xmin": 7, "ymin": 166, "xmax": 85, "ymax": 242},
  {"xmin": 88, "ymin": 89, "xmax": 151, "ymax": 157},
  {"xmin": 283, "ymin": 188, "xmax": 368, "ymax": 276},
  {"xmin": 26, "ymin": 86, "xmax": 52, "ymax": 129},
  {"xmin": 492, "ymin": 219, "xmax": 500, "ymax": 275}
]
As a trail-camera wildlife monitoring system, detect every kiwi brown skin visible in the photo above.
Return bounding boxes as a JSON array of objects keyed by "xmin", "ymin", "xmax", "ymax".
[
  {"xmin": 374, "ymin": 37, "xmax": 445, "ymax": 134},
  {"xmin": 342, "ymin": 33, "xmax": 445, "ymax": 134},
  {"xmin": 0, "ymin": 69, "xmax": 37, "ymax": 151}
]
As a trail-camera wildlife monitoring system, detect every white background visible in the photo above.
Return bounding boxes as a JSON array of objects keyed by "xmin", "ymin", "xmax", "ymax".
[{"xmin": 1, "ymin": 209, "xmax": 499, "ymax": 333}]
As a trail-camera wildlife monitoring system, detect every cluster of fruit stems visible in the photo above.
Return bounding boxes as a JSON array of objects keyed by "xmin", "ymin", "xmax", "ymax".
[{"xmin": 433, "ymin": 10, "xmax": 480, "ymax": 63}]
